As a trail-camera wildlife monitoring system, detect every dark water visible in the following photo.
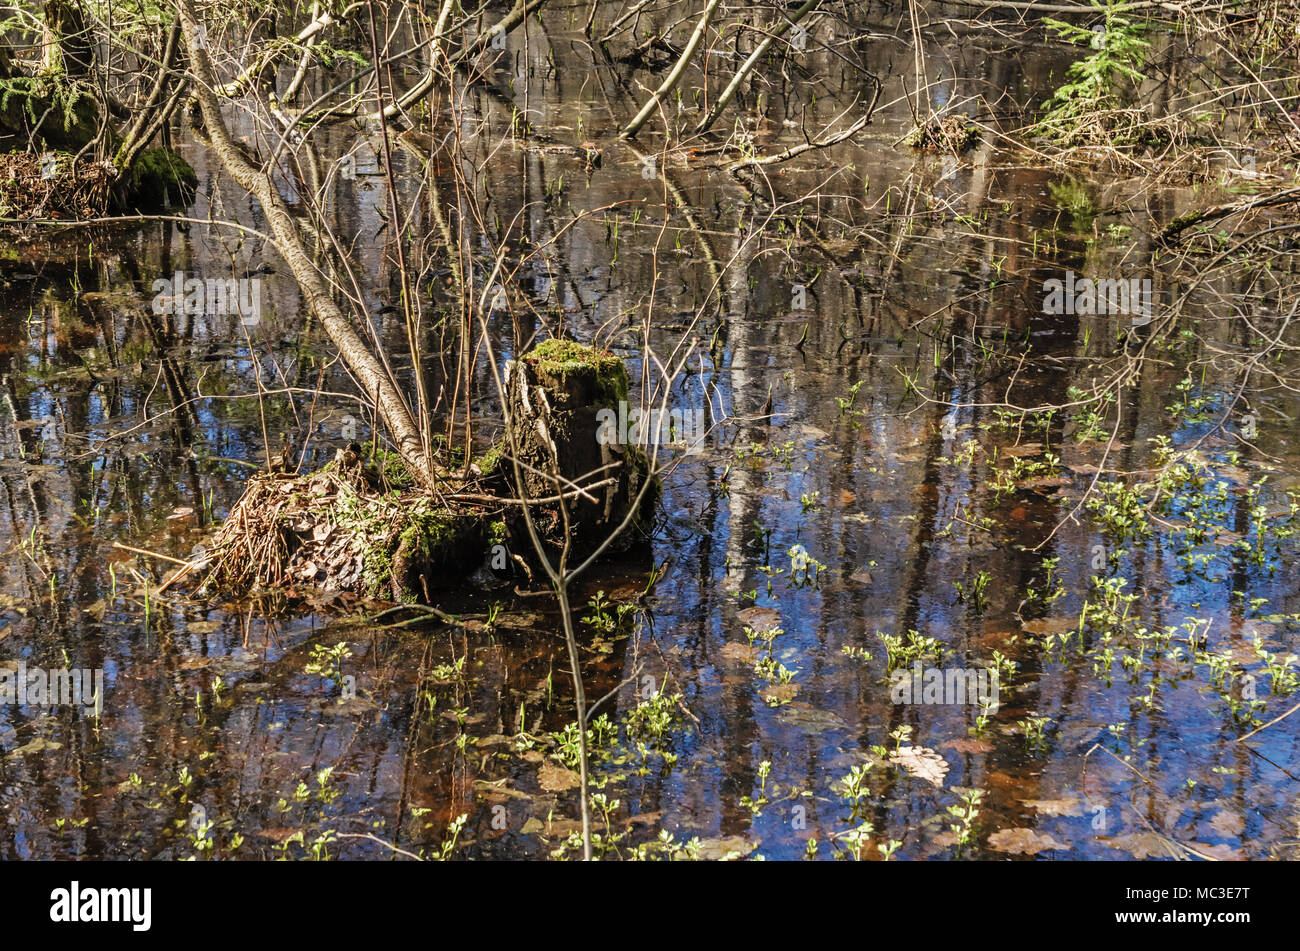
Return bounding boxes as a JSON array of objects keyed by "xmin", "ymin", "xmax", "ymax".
[{"xmin": 1, "ymin": 13, "xmax": 1298, "ymax": 860}]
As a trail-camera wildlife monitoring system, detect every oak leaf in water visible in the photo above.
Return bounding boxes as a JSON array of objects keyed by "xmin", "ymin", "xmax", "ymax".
[
  {"xmin": 1021, "ymin": 617, "xmax": 1076, "ymax": 636},
  {"xmin": 538, "ymin": 761, "xmax": 582, "ymax": 793},
  {"xmin": 1000, "ymin": 442, "xmax": 1043, "ymax": 458},
  {"xmin": 1208, "ymin": 810, "xmax": 1245, "ymax": 837},
  {"xmin": 888, "ymin": 746, "xmax": 949, "ymax": 787},
  {"xmin": 1189, "ymin": 841, "xmax": 1244, "ymax": 861},
  {"xmin": 943, "ymin": 736, "xmax": 994, "ymax": 754},
  {"xmin": 719, "ymin": 642, "xmax": 761, "ymax": 664},
  {"xmin": 1020, "ymin": 798, "xmax": 1084, "ymax": 817},
  {"xmin": 737, "ymin": 607, "xmax": 782, "ymax": 633},
  {"xmin": 1100, "ymin": 831, "xmax": 1178, "ymax": 859},
  {"xmin": 988, "ymin": 827, "xmax": 1068, "ymax": 855}
]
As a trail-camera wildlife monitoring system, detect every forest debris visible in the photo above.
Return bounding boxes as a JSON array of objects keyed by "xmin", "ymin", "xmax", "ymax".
[
  {"xmin": 905, "ymin": 114, "xmax": 981, "ymax": 155},
  {"xmin": 0, "ymin": 152, "xmax": 114, "ymax": 220},
  {"xmin": 538, "ymin": 761, "xmax": 582, "ymax": 793},
  {"xmin": 988, "ymin": 827, "xmax": 1069, "ymax": 855},
  {"xmin": 737, "ymin": 607, "xmax": 782, "ymax": 632},
  {"xmin": 889, "ymin": 745, "xmax": 950, "ymax": 787},
  {"xmin": 1020, "ymin": 797, "xmax": 1085, "ymax": 817},
  {"xmin": 1099, "ymin": 831, "xmax": 1182, "ymax": 859},
  {"xmin": 1160, "ymin": 186, "xmax": 1300, "ymax": 242},
  {"xmin": 194, "ymin": 458, "xmax": 484, "ymax": 602}
]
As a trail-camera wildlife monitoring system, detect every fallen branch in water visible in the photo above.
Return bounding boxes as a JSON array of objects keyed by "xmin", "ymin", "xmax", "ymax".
[
  {"xmin": 692, "ymin": 0, "xmax": 823, "ymax": 136},
  {"xmin": 620, "ymin": 0, "xmax": 723, "ymax": 139},
  {"xmin": 1161, "ymin": 187, "xmax": 1300, "ymax": 243},
  {"xmin": 111, "ymin": 542, "xmax": 189, "ymax": 566},
  {"xmin": 1235, "ymin": 699, "xmax": 1300, "ymax": 743},
  {"xmin": 726, "ymin": 88, "xmax": 880, "ymax": 172}
]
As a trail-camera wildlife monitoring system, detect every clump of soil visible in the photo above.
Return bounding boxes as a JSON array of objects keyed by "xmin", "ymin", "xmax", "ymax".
[
  {"xmin": 906, "ymin": 114, "xmax": 981, "ymax": 155},
  {"xmin": 0, "ymin": 151, "xmax": 115, "ymax": 219}
]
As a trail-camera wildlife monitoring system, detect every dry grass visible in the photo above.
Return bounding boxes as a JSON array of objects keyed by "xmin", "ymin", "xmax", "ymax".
[
  {"xmin": 179, "ymin": 457, "xmax": 488, "ymax": 602},
  {"xmin": 0, "ymin": 152, "xmax": 115, "ymax": 220},
  {"xmin": 906, "ymin": 114, "xmax": 981, "ymax": 156}
]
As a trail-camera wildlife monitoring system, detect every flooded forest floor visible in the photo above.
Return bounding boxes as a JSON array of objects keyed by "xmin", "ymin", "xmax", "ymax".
[{"xmin": 1, "ymin": 0, "xmax": 1299, "ymax": 860}]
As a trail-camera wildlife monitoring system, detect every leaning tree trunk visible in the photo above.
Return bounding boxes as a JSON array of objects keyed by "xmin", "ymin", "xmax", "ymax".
[{"xmin": 177, "ymin": 0, "xmax": 438, "ymax": 491}]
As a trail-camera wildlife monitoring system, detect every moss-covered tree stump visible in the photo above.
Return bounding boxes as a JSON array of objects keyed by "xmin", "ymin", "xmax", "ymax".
[
  {"xmin": 192, "ymin": 339, "xmax": 657, "ymax": 604},
  {"xmin": 502, "ymin": 339, "xmax": 658, "ymax": 560}
]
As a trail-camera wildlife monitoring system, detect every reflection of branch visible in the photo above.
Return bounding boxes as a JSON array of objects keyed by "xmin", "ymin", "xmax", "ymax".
[
  {"xmin": 369, "ymin": 0, "xmax": 549, "ymax": 123},
  {"xmin": 943, "ymin": 0, "xmax": 1218, "ymax": 12},
  {"xmin": 598, "ymin": 0, "xmax": 657, "ymax": 43},
  {"xmin": 726, "ymin": 86, "xmax": 880, "ymax": 172},
  {"xmin": 693, "ymin": 0, "xmax": 822, "ymax": 135},
  {"xmin": 215, "ymin": 4, "xmax": 361, "ymax": 99},
  {"xmin": 1160, "ymin": 187, "xmax": 1300, "ymax": 242},
  {"xmin": 620, "ymin": 0, "xmax": 723, "ymax": 139}
]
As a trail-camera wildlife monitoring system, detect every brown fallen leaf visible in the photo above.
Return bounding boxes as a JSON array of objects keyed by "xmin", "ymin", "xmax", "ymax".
[
  {"xmin": 849, "ymin": 568, "xmax": 874, "ymax": 585},
  {"xmin": 988, "ymin": 827, "xmax": 1069, "ymax": 855},
  {"xmin": 1021, "ymin": 475, "xmax": 1071, "ymax": 490},
  {"xmin": 737, "ymin": 607, "xmax": 782, "ymax": 633},
  {"xmin": 1020, "ymin": 797, "xmax": 1084, "ymax": 817},
  {"xmin": 760, "ymin": 683, "xmax": 800, "ymax": 704},
  {"xmin": 696, "ymin": 836, "xmax": 757, "ymax": 860},
  {"xmin": 1188, "ymin": 841, "xmax": 1245, "ymax": 861},
  {"xmin": 889, "ymin": 746, "xmax": 949, "ymax": 787},
  {"xmin": 538, "ymin": 760, "xmax": 582, "ymax": 793},
  {"xmin": 943, "ymin": 736, "xmax": 994, "ymax": 754},
  {"xmin": 1000, "ymin": 442, "xmax": 1043, "ymax": 458},
  {"xmin": 719, "ymin": 642, "xmax": 762, "ymax": 664},
  {"xmin": 1100, "ymin": 831, "xmax": 1179, "ymax": 859},
  {"xmin": 1022, "ymin": 616, "xmax": 1077, "ymax": 635},
  {"xmin": 1208, "ymin": 810, "xmax": 1245, "ymax": 838},
  {"xmin": 258, "ymin": 827, "xmax": 308, "ymax": 844},
  {"xmin": 929, "ymin": 829, "xmax": 960, "ymax": 849}
]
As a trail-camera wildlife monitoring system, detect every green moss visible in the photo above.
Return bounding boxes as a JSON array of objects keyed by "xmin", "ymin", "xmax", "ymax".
[
  {"xmin": 403, "ymin": 508, "xmax": 462, "ymax": 558},
  {"xmin": 525, "ymin": 338, "xmax": 628, "ymax": 407},
  {"xmin": 373, "ymin": 443, "xmax": 415, "ymax": 491},
  {"xmin": 473, "ymin": 439, "xmax": 505, "ymax": 476},
  {"xmin": 356, "ymin": 498, "xmax": 485, "ymax": 601},
  {"xmin": 120, "ymin": 147, "xmax": 197, "ymax": 210}
]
